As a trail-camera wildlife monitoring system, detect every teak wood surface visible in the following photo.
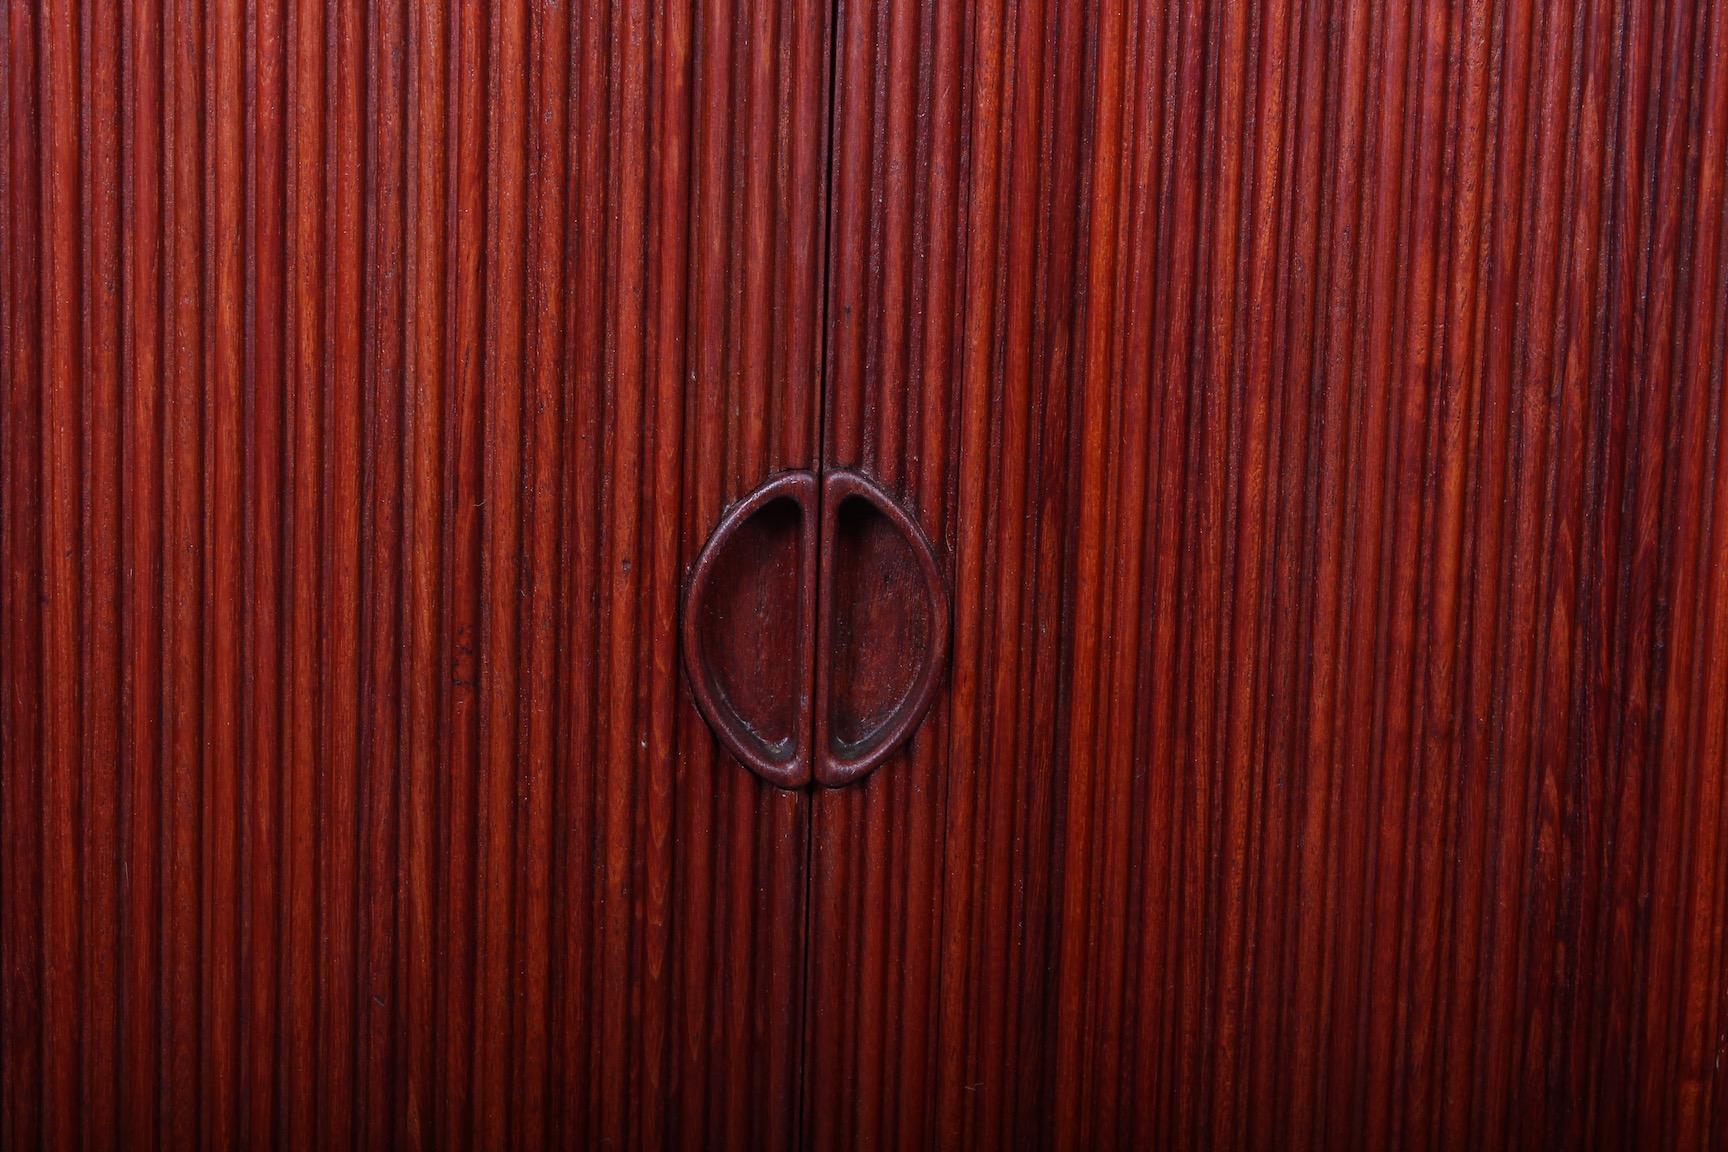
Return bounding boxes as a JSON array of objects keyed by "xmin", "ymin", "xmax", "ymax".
[{"xmin": 5, "ymin": 0, "xmax": 1728, "ymax": 1148}]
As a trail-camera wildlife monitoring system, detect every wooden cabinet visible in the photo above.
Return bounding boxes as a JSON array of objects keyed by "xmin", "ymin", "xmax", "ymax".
[{"xmin": 5, "ymin": 0, "xmax": 1728, "ymax": 1147}]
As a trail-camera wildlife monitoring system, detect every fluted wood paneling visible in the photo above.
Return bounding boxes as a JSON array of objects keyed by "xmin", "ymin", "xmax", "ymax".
[
  {"xmin": 810, "ymin": 0, "xmax": 1728, "ymax": 1148},
  {"xmin": 0, "ymin": 0, "xmax": 830, "ymax": 1147},
  {"xmin": 7, "ymin": 0, "xmax": 1728, "ymax": 1148}
]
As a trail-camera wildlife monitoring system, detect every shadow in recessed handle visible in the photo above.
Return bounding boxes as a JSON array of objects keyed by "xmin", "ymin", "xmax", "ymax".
[
  {"xmin": 813, "ymin": 469, "xmax": 950, "ymax": 788},
  {"xmin": 681, "ymin": 472, "xmax": 819, "ymax": 789}
]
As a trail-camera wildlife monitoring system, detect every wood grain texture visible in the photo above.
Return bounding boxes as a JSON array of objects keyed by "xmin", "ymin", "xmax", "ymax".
[
  {"xmin": 0, "ymin": 0, "xmax": 831, "ymax": 1146},
  {"xmin": 809, "ymin": 0, "xmax": 1728, "ymax": 1148},
  {"xmin": 5, "ymin": 0, "xmax": 1728, "ymax": 1148}
]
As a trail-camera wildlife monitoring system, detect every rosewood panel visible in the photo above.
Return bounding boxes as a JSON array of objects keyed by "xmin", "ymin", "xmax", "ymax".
[
  {"xmin": 0, "ymin": 0, "xmax": 830, "ymax": 1147},
  {"xmin": 811, "ymin": 0, "xmax": 1728, "ymax": 1149}
]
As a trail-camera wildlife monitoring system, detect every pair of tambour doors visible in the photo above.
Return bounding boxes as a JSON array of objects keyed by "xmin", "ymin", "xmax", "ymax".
[
  {"xmin": 2, "ymin": 0, "xmax": 1085, "ymax": 1145},
  {"xmin": 10, "ymin": 0, "xmax": 1728, "ymax": 1147}
]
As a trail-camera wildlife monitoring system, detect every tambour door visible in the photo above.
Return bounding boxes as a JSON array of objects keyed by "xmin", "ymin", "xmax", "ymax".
[
  {"xmin": 0, "ymin": 0, "xmax": 830, "ymax": 1147},
  {"xmin": 802, "ymin": 0, "xmax": 1728, "ymax": 1149}
]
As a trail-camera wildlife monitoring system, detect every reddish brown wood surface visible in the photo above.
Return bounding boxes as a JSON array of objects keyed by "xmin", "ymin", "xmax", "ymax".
[
  {"xmin": 808, "ymin": 0, "xmax": 1728, "ymax": 1148},
  {"xmin": 6, "ymin": 0, "xmax": 1728, "ymax": 1148},
  {"xmin": 0, "ymin": 0, "xmax": 830, "ymax": 1146}
]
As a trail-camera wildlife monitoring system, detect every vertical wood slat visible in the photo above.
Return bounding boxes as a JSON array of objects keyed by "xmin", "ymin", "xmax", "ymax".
[
  {"xmin": 1, "ymin": 1, "xmax": 830, "ymax": 1148},
  {"xmin": 5, "ymin": 1, "xmax": 45, "ymax": 1149}
]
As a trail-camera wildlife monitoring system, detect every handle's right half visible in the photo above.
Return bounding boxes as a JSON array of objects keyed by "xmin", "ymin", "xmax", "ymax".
[{"xmin": 812, "ymin": 469, "xmax": 950, "ymax": 788}]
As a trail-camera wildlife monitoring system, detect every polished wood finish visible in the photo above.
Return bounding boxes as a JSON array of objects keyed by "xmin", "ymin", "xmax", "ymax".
[
  {"xmin": 808, "ymin": 0, "xmax": 1728, "ymax": 1148},
  {"xmin": 7, "ymin": 0, "xmax": 1728, "ymax": 1148},
  {"xmin": 1, "ymin": 0, "xmax": 830, "ymax": 1146}
]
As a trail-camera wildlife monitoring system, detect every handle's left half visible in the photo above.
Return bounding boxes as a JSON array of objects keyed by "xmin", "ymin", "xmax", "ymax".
[{"xmin": 682, "ymin": 471, "xmax": 821, "ymax": 788}]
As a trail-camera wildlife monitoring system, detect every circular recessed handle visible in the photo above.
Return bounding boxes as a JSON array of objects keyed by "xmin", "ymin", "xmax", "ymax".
[
  {"xmin": 682, "ymin": 471, "xmax": 819, "ymax": 788},
  {"xmin": 812, "ymin": 469, "xmax": 950, "ymax": 787}
]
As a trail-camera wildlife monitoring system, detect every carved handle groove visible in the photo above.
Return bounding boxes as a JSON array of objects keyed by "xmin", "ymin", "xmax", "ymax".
[
  {"xmin": 812, "ymin": 469, "xmax": 950, "ymax": 787},
  {"xmin": 681, "ymin": 472, "xmax": 820, "ymax": 788}
]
